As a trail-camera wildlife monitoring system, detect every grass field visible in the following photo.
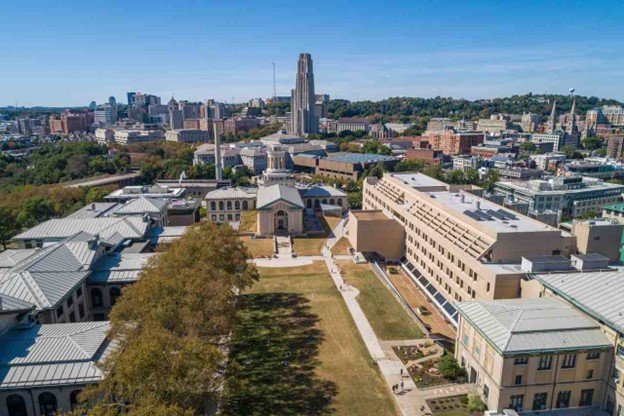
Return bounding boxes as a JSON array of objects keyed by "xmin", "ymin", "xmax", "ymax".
[
  {"xmin": 238, "ymin": 211, "xmax": 258, "ymax": 233},
  {"xmin": 223, "ymin": 262, "xmax": 399, "ymax": 416},
  {"xmin": 292, "ymin": 215, "xmax": 342, "ymax": 256},
  {"xmin": 331, "ymin": 237, "xmax": 351, "ymax": 255},
  {"xmin": 337, "ymin": 261, "xmax": 423, "ymax": 341},
  {"xmin": 240, "ymin": 236, "xmax": 274, "ymax": 258}
]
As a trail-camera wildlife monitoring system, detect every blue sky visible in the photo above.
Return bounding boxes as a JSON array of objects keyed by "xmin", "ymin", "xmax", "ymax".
[{"xmin": 1, "ymin": 0, "xmax": 623, "ymax": 106}]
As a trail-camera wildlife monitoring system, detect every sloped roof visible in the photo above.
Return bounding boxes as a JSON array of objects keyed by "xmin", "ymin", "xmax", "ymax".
[
  {"xmin": 535, "ymin": 271, "xmax": 624, "ymax": 334},
  {"xmin": 13, "ymin": 217, "xmax": 149, "ymax": 242},
  {"xmin": 239, "ymin": 147, "xmax": 267, "ymax": 157},
  {"xmin": 204, "ymin": 187, "xmax": 258, "ymax": 200},
  {"xmin": 0, "ymin": 293, "xmax": 35, "ymax": 312},
  {"xmin": 0, "ymin": 249, "xmax": 38, "ymax": 269},
  {"xmin": 301, "ymin": 186, "xmax": 347, "ymax": 198},
  {"xmin": 0, "ymin": 233, "xmax": 100, "ymax": 310},
  {"xmin": 88, "ymin": 253, "xmax": 156, "ymax": 284},
  {"xmin": 256, "ymin": 185, "xmax": 304, "ymax": 209},
  {"xmin": 146, "ymin": 226, "xmax": 188, "ymax": 244},
  {"xmin": 0, "ymin": 321, "xmax": 114, "ymax": 389},
  {"xmin": 65, "ymin": 202, "xmax": 119, "ymax": 219},
  {"xmin": 114, "ymin": 197, "xmax": 169, "ymax": 215},
  {"xmin": 456, "ymin": 297, "xmax": 611, "ymax": 355}
]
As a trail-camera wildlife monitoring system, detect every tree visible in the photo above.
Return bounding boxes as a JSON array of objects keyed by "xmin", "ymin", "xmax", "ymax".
[
  {"xmin": 361, "ymin": 141, "xmax": 392, "ymax": 156},
  {"xmin": 518, "ymin": 141, "xmax": 536, "ymax": 152},
  {"xmin": 0, "ymin": 207, "xmax": 19, "ymax": 250},
  {"xmin": 394, "ymin": 159, "xmax": 424, "ymax": 172},
  {"xmin": 76, "ymin": 223, "xmax": 258, "ymax": 415},
  {"xmin": 438, "ymin": 354, "xmax": 463, "ymax": 380},
  {"xmin": 16, "ymin": 195, "xmax": 56, "ymax": 228},
  {"xmin": 581, "ymin": 137, "xmax": 603, "ymax": 150},
  {"xmin": 561, "ymin": 145, "xmax": 580, "ymax": 159},
  {"xmin": 484, "ymin": 169, "xmax": 500, "ymax": 191},
  {"xmin": 468, "ymin": 394, "xmax": 487, "ymax": 412}
]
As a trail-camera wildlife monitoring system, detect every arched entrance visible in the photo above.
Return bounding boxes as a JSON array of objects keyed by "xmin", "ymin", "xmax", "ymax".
[{"xmin": 274, "ymin": 210, "xmax": 288, "ymax": 233}]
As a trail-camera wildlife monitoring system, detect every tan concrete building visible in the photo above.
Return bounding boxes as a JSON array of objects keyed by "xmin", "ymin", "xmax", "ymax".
[
  {"xmin": 456, "ymin": 297, "xmax": 612, "ymax": 413},
  {"xmin": 571, "ymin": 218, "xmax": 624, "ymax": 262},
  {"xmin": 256, "ymin": 185, "xmax": 304, "ymax": 235},
  {"xmin": 532, "ymin": 271, "xmax": 624, "ymax": 416},
  {"xmin": 425, "ymin": 130, "xmax": 485, "ymax": 155},
  {"xmin": 346, "ymin": 210, "xmax": 405, "ymax": 260},
  {"xmin": 204, "ymin": 187, "xmax": 257, "ymax": 224},
  {"xmin": 361, "ymin": 173, "xmax": 575, "ymax": 324}
]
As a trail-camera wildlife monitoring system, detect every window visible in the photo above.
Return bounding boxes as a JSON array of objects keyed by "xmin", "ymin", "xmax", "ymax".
[
  {"xmin": 561, "ymin": 354, "xmax": 576, "ymax": 369},
  {"xmin": 6, "ymin": 394, "xmax": 27, "ymax": 416},
  {"xmin": 219, "ymin": 214, "xmax": 224, "ymax": 221},
  {"xmin": 69, "ymin": 312, "xmax": 76, "ymax": 322},
  {"xmin": 509, "ymin": 395, "xmax": 523, "ymax": 412},
  {"xmin": 514, "ymin": 357, "xmax": 528, "ymax": 365},
  {"xmin": 462, "ymin": 334, "xmax": 469, "ymax": 346},
  {"xmin": 514, "ymin": 375, "xmax": 522, "ymax": 385},
  {"xmin": 587, "ymin": 351, "xmax": 601, "ymax": 360},
  {"xmin": 532, "ymin": 393, "xmax": 548, "ymax": 411},
  {"xmin": 212, "ymin": 214, "xmax": 217, "ymax": 221},
  {"xmin": 483, "ymin": 384, "xmax": 489, "ymax": 399},
  {"xmin": 70, "ymin": 390, "xmax": 82, "ymax": 410},
  {"xmin": 109, "ymin": 287, "xmax": 121, "ymax": 306},
  {"xmin": 56, "ymin": 305, "xmax": 64, "ymax": 318},
  {"xmin": 538, "ymin": 355, "xmax": 552, "ymax": 370},
  {"xmin": 226, "ymin": 201, "xmax": 232, "ymax": 210},
  {"xmin": 586, "ymin": 369, "xmax": 594, "ymax": 379},
  {"xmin": 76, "ymin": 286, "xmax": 82, "ymax": 298},
  {"xmin": 556, "ymin": 390, "xmax": 571, "ymax": 408},
  {"xmin": 91, "ymin": 288, "xmax": 103, "ymax": 307},
  {"xmin": 78, "ymin": 303, "xmax": 85, "ymax": 319},
  {"xmin": 67, "ymin": 295, "xmax": 74, "ymax": 307},
  {"xmin": 579, "ymin": 389, "xmax": 594, "ymax": 406},
  {"xmin": 227, "ymin": 214, "xmax": 233, "ymax": 221},
  {"xmin": 39, "ymin": 392, "xmax": 58, "ymax": 416},
  {"xmin": 235, "ymin": 214, "xmax": 240, "ymax": 220},
  {"xmin": 210, "ymin": 201, "xmax": 216, "ymax": 210},
  {"xmin": 218, "ymin": 201, "xmax": 224, "ymax": 210},
  {"xmin": 243, "ymin": 200, "xmax": 249, "ymax": 210},
  {"xmin": 235, "ymin": 201, "xmax": 240, "ymax": 210}
]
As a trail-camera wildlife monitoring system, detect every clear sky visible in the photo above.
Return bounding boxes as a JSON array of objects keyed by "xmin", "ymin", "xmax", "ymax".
[{"xmin": 1, "ymin": 0, "xmax": 623, "ymax": 107}]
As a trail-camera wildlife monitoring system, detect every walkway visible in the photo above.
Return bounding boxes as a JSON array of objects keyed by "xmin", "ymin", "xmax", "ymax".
[
  {"xmin": 275, "ymin": 236, "xmax": 292, "ymax": 258},
  {"xmin": 322, "ymin": 220, "xmax": 426, "ymax": 416}
]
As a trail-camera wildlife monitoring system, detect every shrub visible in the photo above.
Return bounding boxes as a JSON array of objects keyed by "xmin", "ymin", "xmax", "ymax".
[
  {"xmin": 467, "ymin": 394, "xmax": 487, "ymax": 412},
  {"xmin": 438, "ymin": 354, "xmax": 463, "ymax": 379},
  {"xmin": 459, "ymin": 395, "xmax": 469, "ymax": 405}
]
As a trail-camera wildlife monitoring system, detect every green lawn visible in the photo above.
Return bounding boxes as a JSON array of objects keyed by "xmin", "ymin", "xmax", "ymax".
[
  {"xmin": 331, "ymin": 237, "xmax": 351, "ymax": 255},
  {"xmin": 223, "ymin": 262, "xmax": 399, "ymax": 416},
  {"xmin": 240, "ymin": 236, "xmax": 274, "ymax": 258},
  {"xmin": 292, "ymin": 237, "xmax": 326, "ymax": 256},
  {"xmin": 337, "ymin": 261, "xmax": 423, "ymax": 341}
]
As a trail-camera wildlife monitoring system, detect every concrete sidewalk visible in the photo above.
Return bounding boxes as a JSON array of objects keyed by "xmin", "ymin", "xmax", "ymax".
[{"xmin": 322, "ymin": 219, "xmax": 426, "ymax": 416}]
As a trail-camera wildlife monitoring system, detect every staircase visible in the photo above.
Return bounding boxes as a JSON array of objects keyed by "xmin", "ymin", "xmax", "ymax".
[{"xmin": 275, "ymin": 236, "xmax": 293, "ymax": 258}]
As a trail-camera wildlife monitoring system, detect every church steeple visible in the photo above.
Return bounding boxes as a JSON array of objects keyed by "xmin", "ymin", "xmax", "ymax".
[
  {"xmin": 549, "ymin": 99, "xmax": 557, "ymax": 134},
  {"xmin": 568, "ymin": 98, "xmax": 577, "ymax": 133}
]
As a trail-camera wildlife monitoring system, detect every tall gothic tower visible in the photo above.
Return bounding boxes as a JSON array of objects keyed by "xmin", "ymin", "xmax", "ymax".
[{"xmin": 291, "ymin": 53, "xmax": 318, "ymax": 136}]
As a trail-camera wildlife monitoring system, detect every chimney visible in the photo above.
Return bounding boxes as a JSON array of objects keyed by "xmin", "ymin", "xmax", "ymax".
[
  {"xmin": 460, "ymin": 195, "xmax": 465, "ymax": 203},
  {"xmin": 213, "ymin": 123, "xmax": 223, "ymax": 181},
  {"xmin": 476, "ymin": 201, "xmax": 481, "ymax": 210},
  {"xmin": 91, "ymin": 203, "xmax": 96, "ymax": 210}
]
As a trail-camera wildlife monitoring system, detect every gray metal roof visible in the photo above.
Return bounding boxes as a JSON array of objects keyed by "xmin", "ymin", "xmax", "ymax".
[
  {"xmin": 301, "ymin": 186, "xmax": 347, "ymax": 198},
  {"xmin": 13, "ymin": 217, "xmax": 149, "ymax": 241},
  {"xmin": 65, "ymin": 202, "xmax": 120, "ymax": 219},
  {"xmin": 88, "ymin": 253, "xmax": 155, "ymax": 284},
  {"xmin": 114, "ymin": 197, "xmax": 169, "ymax": 215},
  {"xmin": 146, "ymin": 226, "xmax": 188, "ymax": 244},
  {"xmin": 204, "ymin": 187, "xmax": 258, "ymax": 200},
  {"xmin": 0, "ymin": 321, "xmax": 114, "ymax": 389},
  {"xmin": 0, "ymin": 249, "xmax": 38, "ymax": 269},
  {"xmin": 535, "ymin": 271, "xmax": 624, "ymax": 334},
  {"xmin": 0, "ymin": 233, "xmax": 101, "ymax": 309},
  {"xmin": 256, "ymin": 185, "xmax": 305, "ymax": 209},
  {"xmin": 456, "ymin": 297, "xmax": 611, "ymax": 355}
]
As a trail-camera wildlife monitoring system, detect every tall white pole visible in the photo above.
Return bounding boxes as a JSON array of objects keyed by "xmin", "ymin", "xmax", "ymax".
[{"xmin": 213, "ymin": 123, "xmax": 223, "ymax": 181}]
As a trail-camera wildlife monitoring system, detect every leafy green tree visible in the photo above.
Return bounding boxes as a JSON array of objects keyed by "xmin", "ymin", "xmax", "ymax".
[
  {"xmin": 0, "ymin": 207, "xmax": 19, "ymax": 250},
  {"xmin": 581, "ymin": 137, "xmax": 603, "ymax": 150},
  {"xmin": 394, "ymin": 159, "xmax": 424, "ymax": 172},
  {"xmin": 438, "ymin": 354, "xmax": 463, "ymax": 379},
  {"xmin": 361, "ymin": 141, "xmax": 392, "ymax": 156},
  {"xmin": 16, "ymin": 195, "xmax": 56, "ymax": 228},
  {"xmin": 518, "ymin": 141, "xmax": 536, "ymax": 152},
  {"xmin": 76, "ymin": 223, "xmax": 258, "ymax": 415},
  {"xmin": 468, "ymin": 394, "xmax": 487, "ymax": 411}
]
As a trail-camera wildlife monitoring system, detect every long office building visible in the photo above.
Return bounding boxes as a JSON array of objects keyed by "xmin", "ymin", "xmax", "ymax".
[{"xmin": 357, "ymin": 173, "xmax": 575, "ymax": 324}]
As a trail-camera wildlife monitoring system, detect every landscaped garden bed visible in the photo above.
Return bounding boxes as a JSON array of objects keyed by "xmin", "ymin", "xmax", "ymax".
[
  {"xmin": 427, "ymin": 394, "xmax": 486, "ymax": 416},
  {"xmin": 392, "ymin": 341, "xmax": 437, "ymax": 364}
]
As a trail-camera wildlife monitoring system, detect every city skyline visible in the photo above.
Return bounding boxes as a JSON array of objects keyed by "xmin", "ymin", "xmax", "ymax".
[{"xmin": 1, "ymin": 0, "xmax": 624, "ymax": 107}]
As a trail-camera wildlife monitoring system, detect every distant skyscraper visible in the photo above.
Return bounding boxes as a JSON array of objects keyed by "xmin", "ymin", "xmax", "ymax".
[
  {"xmin": 109, "ymin": 96, "xmax": 117, "ymax": 107},
  {"xmin": 89, "ymin": 101, "xmax": 97, "ymax": 110},
  {"xmin": 127, "ymin": 92, "xmax": 136, "ymax": 105},
  {"xmin": 291, "ymin": 53, "xmax": 318, "ymax": 136}
]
